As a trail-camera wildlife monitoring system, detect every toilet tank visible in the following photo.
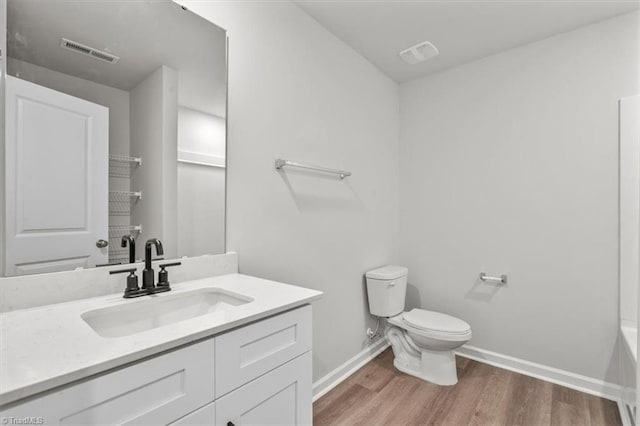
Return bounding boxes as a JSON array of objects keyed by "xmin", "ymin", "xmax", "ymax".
[{"xmin": 365, "ymin": 265, "xmax": 408, "ymax": 317}]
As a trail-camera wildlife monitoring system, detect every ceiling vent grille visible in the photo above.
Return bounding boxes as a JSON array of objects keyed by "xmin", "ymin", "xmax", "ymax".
[
  {"xmin": 399, "ymin": 41, "xmax": 439, "ymax": 65},
  {"xmin": 59, "ymin": 38, "xmax": 120, "ymax": 64}
]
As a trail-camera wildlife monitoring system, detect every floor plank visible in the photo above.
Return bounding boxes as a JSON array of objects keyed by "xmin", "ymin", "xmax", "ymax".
[
  {"xmin": 505, "ymin": 374, "xmax": 553, "ymax": 426},
  {"xmin": 586, "ymin": 393, "xmax": 623, "ymax": 426},
  {"xmin": 344, "ymin": 374, "xmax": 421, "ymax": 426},
  {"xmin": 313, "ymin": 383, "xmax": 375, "ymax": 425},
  {"xmin": 467, "ymin": 366, "xmax": 515, "ymax": 426},
  {"xmin": 423, "ymin": 361, "xmax": 493, "ymax": 426},
  {"xmin": 550, "ymin": 384, "xmax": 591, "ymax": 426},
  {"xmin": 313, "ymin": 348, "xmax": 621, "ymax": 426}
]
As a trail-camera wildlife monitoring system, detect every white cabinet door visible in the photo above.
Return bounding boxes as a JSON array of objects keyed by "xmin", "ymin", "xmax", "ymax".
[
  {"xmin": 215, "ymin": 352, "xmax": 312, "ymax": 426},
  {"xmin": 5, "ymin": 75, "xmax": 109, "ymax": 275},
  {"xmin": 215, "ymin": 305, "xmax": 311, "ymax": 397}
]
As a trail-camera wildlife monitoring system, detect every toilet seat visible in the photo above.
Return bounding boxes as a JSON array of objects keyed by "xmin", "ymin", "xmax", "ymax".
[{"xmin": 398, "ymin": 309, "xmax": 471, "ymax": 340}]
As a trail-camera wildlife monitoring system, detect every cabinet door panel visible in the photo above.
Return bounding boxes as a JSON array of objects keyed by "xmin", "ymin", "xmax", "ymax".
[
  {"xmin": 215, "ymin": 352, "xmax": 312, "ymax": 426},
  {"xmin": 215, "ymin": 306, "xmax": 311, "ymax": 397},
  {"xmin": 0, "ymin": 339, "xmax": 215, "ymax": 425}
]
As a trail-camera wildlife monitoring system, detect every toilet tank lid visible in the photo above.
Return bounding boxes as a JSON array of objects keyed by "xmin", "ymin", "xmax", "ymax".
[{"xmin": 366, "ymin": 265, "xmax": 408, "ymax": 280}]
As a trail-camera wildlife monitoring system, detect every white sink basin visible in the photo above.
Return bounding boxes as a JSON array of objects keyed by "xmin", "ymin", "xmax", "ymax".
[{"xmin": 81, "ymin": 288, "xmax": 254, "ymax": 338}]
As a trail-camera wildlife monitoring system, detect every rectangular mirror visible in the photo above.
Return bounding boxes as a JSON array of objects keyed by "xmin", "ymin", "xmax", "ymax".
[{"xmin": 2, "ymin": 0, "xmax": 227, "ymax": 276}]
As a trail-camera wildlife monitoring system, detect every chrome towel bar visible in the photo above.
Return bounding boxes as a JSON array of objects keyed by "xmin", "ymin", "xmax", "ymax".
[
  {"xmin": 275, "ymin": 158, "xmax": 352, "ymax": 179},
  {"xmin": 479, "ymin": 273, "xmax": 508, "ymax": 284}
]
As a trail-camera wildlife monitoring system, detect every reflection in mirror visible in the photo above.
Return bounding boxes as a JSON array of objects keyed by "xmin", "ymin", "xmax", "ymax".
[{"xmin": 4, "ymin": 0, "xmax": 227, "ymax": 276}]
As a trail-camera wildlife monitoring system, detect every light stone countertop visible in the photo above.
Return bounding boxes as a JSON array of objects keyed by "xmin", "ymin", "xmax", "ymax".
[{"xmin": 0, "ymin": 273, "xmax": 322, "ymax": 406}]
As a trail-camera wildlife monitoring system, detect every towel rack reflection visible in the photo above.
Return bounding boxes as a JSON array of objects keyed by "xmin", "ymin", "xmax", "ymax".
[
  {"xmin": 109, "ymin": 225, "xmax": 142, "ymax": 235},
  {"xmin": 109, "ymin": 154, "xmax": 142, "ymax": 166},
  {"xmin": 275, "ymin": 158, "xmax": 351, "ymax": 179}
]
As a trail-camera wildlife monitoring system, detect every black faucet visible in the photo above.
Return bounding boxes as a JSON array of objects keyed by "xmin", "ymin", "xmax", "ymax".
[
  {"xmin": 142, "ymin": 238, "xmax": 164, "ymax": 291},
  {"xmin": 121, "ymin": 235, "xmax": 136, "ymax": 264}
]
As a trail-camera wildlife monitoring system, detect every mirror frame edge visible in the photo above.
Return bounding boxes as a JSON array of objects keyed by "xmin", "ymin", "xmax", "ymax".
[{"xmin": 1, "ymin": 0, "xmax": 7, "ymax": 276}]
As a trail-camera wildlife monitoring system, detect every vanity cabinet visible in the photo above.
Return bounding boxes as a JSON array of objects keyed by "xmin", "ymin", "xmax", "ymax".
[{"xmin": 0, "ymin": 305, "xmax": 312, "ymax": 426}]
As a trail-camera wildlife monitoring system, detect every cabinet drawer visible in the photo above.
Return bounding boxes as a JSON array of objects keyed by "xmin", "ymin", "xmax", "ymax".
[
  {"xmin": 0, "ymin": 339, "xmax": 215, "ymax": 425},
  {"xmin": 216, "ymin": 352, "xmax": 312, "ymax": 426},
  {"xmin": 170, "ymin": 402, "xmax": 215, "ymax": 425},
  {"xmin": 215, "ymin": 305, "xmax": 311, "ymax": 397}
]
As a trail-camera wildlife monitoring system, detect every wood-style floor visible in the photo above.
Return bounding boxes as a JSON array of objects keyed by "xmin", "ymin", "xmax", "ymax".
[{"xmin": 313, "ymin": 348, "xmax": 621, "ymax": 426}]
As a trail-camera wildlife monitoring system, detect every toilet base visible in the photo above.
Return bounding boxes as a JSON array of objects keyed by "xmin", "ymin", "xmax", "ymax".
[
  {"xmin": 392, "ymin": 349, "xmax": 458, "ymax": 386},
  {"xmin": 386, "ymin": 325, "xmax": 460, "ymax": 386}
]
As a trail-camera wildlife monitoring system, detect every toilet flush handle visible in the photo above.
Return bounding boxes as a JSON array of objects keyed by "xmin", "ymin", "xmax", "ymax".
[{"xmin": 389, "ymin": 281, "xmax": 396, "ymax": 287}]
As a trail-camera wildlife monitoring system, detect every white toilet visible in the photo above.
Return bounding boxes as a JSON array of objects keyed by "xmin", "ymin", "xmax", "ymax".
[{"xmin": 365, "ymin": 265, "xmax": 472, "ymax": 386}]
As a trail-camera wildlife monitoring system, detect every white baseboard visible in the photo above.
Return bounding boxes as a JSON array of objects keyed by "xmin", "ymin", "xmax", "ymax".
[
  {"xmin": 617, "ymin": 400, "xmax": 634, "ymax": 426},
  {"xmin": 456, "ymin": 345, "xmax": 622, "ymax": 401},
  {"xmin": 312, "ymin": 338, "xmax": 390, "ymax": 402}
]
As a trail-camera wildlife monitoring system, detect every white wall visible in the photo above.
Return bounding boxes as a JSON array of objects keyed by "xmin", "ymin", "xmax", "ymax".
[
  {"xmin": 177, "ymin": 107, "xmax": 225, "ymax": 256},
  {"xmin": 183, "ymin": 0, "xmax": 400, "ymax": 380},
  {"xmin": 399, "ymin": 11, "xmax": 639, "ymax": 384},
  {"xmin": 177, "ymin": 163, "xmax": 225, "ymax": 256},
  {"xmin": 178, "ymin": 107, "xmax": 226, "ymax": 160},
  {"xmin": 130, "ymin": 66, "xmax": 178, "ymax": 260}
]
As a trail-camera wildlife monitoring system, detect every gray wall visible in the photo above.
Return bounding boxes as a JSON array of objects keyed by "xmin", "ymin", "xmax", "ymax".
[
  {"xmin": 176, "ymin": 107, "xmax": 225, "ymax": 256},
  {"xmin": 177, "ymin": 163, "xmax": 225, "ymax": 256},
  {"xmin": 185, "ymin": 0, "xmax": 400, "ymax": 380},
  {"xmin": 399, "ymin": 11, "xmax": 639, "ymax": 383},
  {"xmin": 130, "ymin": 66, "xmax": 178, "ymax": 260}
]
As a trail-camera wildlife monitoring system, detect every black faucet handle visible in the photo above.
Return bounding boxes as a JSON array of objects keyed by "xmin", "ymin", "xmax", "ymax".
[
  {"xmin": 109, "ymin": 267, "xmax": 137, "ymax": 275},
  {"xmin": 157, "ymin": 262, "xmax": 181, "ymax": 288}
]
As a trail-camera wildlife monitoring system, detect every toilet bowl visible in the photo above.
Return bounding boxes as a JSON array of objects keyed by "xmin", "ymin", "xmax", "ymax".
[
  {"xmin": 365, "ymin": 266, "xmax": 472, "ymax": 386},
  {"xmin": 386, "ymin": 308, "xmax": 471, "ymax": 385}
]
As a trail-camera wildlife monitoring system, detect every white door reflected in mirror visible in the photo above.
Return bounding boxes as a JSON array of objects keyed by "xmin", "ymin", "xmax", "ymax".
[{"xmin": 5, "ymin": 76, "xmax": 109, "ymax": 275}]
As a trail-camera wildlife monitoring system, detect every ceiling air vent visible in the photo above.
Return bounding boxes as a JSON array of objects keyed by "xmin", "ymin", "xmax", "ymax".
[
  {"xmin": 59, "ymin": 38, "xmax": 120, "ymax": 64},
  {"xmin": 399, "ymin": 40, "xmax": 439, "ymax": 65}
]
